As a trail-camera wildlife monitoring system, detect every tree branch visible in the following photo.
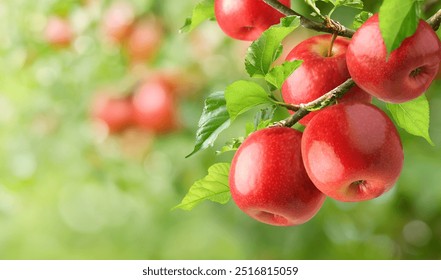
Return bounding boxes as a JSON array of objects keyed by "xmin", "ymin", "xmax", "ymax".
[
  {"xmin": 273, "ymin": 79, "xmax": 355, "ymax": 128},
  {"xmin": 263, "ymin": 0, "xmax": 355, "ymax": 38},
  {"xmin": 274, "ymin": 101, "xmax": 301, "ymax": 111},
  {"xmin": 427, "ymin": 8, "xmax": 441, "ymax": 31}
]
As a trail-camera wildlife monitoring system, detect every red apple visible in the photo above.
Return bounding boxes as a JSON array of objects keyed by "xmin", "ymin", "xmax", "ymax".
[
  {"xmin": 346, "ymin": 14, "xmax": 441, "ymax": 103},
  {"xmin": 282, "ymin": 34, "xmax": 371, "ymax": 125},
  {"xmin": 102, "ymin": 1, "xmax": 135, "ymax": 43},
  {"xmin": 437, "ymin": 67, "xmax": 441, "ymax": 80},
  {"xmin": 301, "ymin": 102, "xmax": 403, "ymax": 202},
  {"xmin": 92, "ymin": 94, "xmax": 133, "ymax": 134},
  {"xmin": 127, "ymin": 17, "xmax": 163, "ymax": 63},
  {"xmin": 229, "ymin": 127, "xmax": 326, "ymax": 226},
  {"xmin": 214, "ymin": 0, "xmax": 291, "ymax": 41},
  {"xmin": 132, "ymin": 78, "xmax": 178, "ymax": 134},
  {"xmin": 44, "ymin": 16, "xmax": 73, "ymax": 48}
]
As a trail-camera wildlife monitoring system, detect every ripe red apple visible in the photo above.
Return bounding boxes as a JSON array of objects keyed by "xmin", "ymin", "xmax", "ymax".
[
  {"xmin": 214, "ymin": 0, "xmax": 291, "ymax": 41},
  {"xmin": 301, "ymin": 102, "xmax": 404, "ymax": 202},
  {"xmin": 102, "ymin": 1, "xmax": 135, "ymax": 43},
  {"xmin": 229, "ymin": 127, "xmax": 326, "ymax": 226},
  {"xmin": 92, "ymin": 94, "xmax": 133, "ymax": 134},
  {"xmin": 346, "ymin": 14, "xmax": 441, "ymax": 103},
  {"xmin": 44, "ymin": 16, "xmax": 73, "ymax": 48},
  {"xmin": 282, "ymin": 34, "xmax": 371, "ymax": 125},
  {"xmin": 127, "ymin": 17, "xmax": 163, "ymax": 63},
  {"xmin": 437, "ymin": 67, "xmax": 441, "ymax": 80},
  {"xmin": 132, "ymin": 78, "xmax": 179, "ymax": 134}
]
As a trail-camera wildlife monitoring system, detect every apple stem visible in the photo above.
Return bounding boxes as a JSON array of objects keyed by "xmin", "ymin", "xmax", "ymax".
[{"xmin": 327, "ymin": 32, "xmax": 338, "ymax": 57}]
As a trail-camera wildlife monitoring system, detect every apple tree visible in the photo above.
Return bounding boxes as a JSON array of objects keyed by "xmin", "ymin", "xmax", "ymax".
[{"xmin": 175, "ymin": 0, "xmax": 441, "ymax": 226}]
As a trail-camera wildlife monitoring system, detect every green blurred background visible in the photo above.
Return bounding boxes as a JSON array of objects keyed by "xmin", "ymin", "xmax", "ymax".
[{"xmin": 0, "ymin": 0, "xmax": 440, "ymax": 259}]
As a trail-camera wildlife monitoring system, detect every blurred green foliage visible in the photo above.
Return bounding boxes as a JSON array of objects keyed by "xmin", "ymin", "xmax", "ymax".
[{"xmin": 0, "ymin": 0, "xmax": 440, "ymax": 260}]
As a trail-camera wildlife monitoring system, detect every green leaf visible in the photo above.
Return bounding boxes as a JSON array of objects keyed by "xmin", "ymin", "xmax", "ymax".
[
  {"xmin": 245, "ymin": 122, "xmax": 256, "ymax": 136},
  {"xmin": 242, "ymin": 106, "xmax": 277, "ymax": 137},
  {"xmin": 253, "ymin": 106, "xmax": 276, "ymax": 130},
  {"xmin": 216, "ymin": 138, "xmax": 244, "ymax": 155},
  {"xmin": 254, "ymin": 106, "xmax": 276, "ymax": 126},
  {"xmin": 265, "ymin": 60, "xmax": 302, "ymax": 90},
  {"xmin": 180, "ymin": 0, "xmax": 214, "ymax": 33},
  {"xmin": 334, "ymin": 0, "xmax": 363, "ymax": 9},
  {"xmin": 379, "ymin": 0, "xmax": 423, "ymax": 55},
  {"xmin": 225, "ymin": 80, "xmax": 273, "ymax": 121},
  {"xmin": 353, "ymin": 11, "xmax": 373, "ymax": 29},
  {"xmin": 324, "ymin": 0, "xmax": 363, "ymax": 16},
  {"xmin": 173, "ymin": 163, "xmax": 231, "ymax": 211},
  {"xmin": 186, "ymin": 91, "xmax": 230, "ymax": 158},
  {"xmin": 245, "ymin": 16, "xmax": 300, "ymax": 78},
  {"xmin": 304, "ymin": 0, "xmax": 323, "ymax": 17},
  {"xmin": 386, "ymin": 94, "xmax": 434, "ymax": 145}
]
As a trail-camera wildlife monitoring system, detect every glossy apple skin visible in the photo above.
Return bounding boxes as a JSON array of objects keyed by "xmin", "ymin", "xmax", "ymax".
[
  {"xmin": 45, "ymin": 16, "xmax": 73, "ymax": 48},
  {"xmin": 214, "ymin": 0, "xmax": 291, "ymax": 41},
  {"xmin": 127, "ymin": 18, "xmax": 163, "ymax": 63},
  {"xmin": 132, "ymin": 79, "xmax": 178, "ymax": 134},
  {"xmin": 229, "ymin": 127, "xmax": 326, "ymax": 226},
  {"xmin": 301, "ymin": 102, "xmax": 404, "ymax": 202},
  {"xmin": 347, "ymin": 14, "xmax": 441, "ymax": 103},
  {"xmin": 436, "ymin": 67, "xmax": 441, "ymax": 80},
  {"xmin": 102, "ymin": 1, "xmax": 135, "ymax": 43},
  {"xmin": 282, "ymin": 35, "xmax": 371, "ymax": 125},
  {"xmin": 92, "ymin": 95, "xmax": 133, "ymax": 134}
]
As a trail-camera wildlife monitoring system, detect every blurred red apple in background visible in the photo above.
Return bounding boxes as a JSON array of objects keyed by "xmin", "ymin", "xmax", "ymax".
[
  {"xmin": 44, "ymin": 16, "xmax": 73, "ymax": 48},
  {"xmin": 132, "ymin": 78, "xmax": 179, "ymax": 134},
  {"xmin": 102, "ymin": 1, "xmax": 135, "ymax": 43},
  {"xmin": 91, "ymin": 93, "xmax": 133, "ymax": 134},
  {"xmin": 127, "ymin": 17, "xmax": 164, "ymax": 63}
]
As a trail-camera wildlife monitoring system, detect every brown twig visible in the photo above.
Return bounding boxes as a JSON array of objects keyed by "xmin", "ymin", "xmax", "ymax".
[
  {"xmin": 263, "ymin": 0, "xmax": 355, "ymax": 38},
  {"xmin": 427, "ymin": 8, "xmax": 441, "ymax": 31},
  {"xmin": 275, "ymin": 102, "xmax": 301, "ymax": 111},
  {"xmin": 273, "ymin": 79, "xmax": 355, "ymax": 128}
]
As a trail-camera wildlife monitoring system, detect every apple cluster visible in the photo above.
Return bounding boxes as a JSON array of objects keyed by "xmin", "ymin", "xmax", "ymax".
[
  {"xmin": 215, "ymin": 1, "xmax": 441, "ymax": 226},
  {"xmin": 229, "ymin": 101, "xmax": 404, "ymax": 226},
  {"xmin": 91, "ymin": 72, "xmax": 181, "ymax": 136}
]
